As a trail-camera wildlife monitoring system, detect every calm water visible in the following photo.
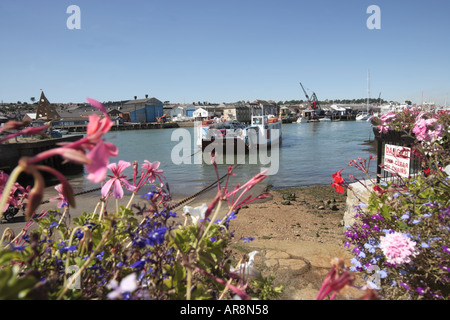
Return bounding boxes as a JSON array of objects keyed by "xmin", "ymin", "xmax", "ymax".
[{"xmin": 67, "ymin": 121, "xmax": 377, "ymax": 197}]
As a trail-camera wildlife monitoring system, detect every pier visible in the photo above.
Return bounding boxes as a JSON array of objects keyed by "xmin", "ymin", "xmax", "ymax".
[
  {"xmin": 0, "ymin": 135, "xmax": 84, "ymax": 176},
  {"xmin": 54, "ymin": 121, "xmax": 181, "ymax": 133}
]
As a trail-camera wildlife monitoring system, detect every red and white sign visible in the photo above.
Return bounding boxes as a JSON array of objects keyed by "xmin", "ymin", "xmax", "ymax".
[{"xmin": 384, "ymin": 144, "xmax": 411, "ymax": 178}]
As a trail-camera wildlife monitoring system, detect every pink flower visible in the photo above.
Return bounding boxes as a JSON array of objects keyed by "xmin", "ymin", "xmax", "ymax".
[
  {"xmin": 49, "ymin": 184, "xmax": 68, "ymax": 209},
  {"xmin": 380, "ymin": 232, "xmax": 418, "ymax": 265},
  {"xmin": 86, "ymin": 113, "xmax": 113, "ymax": 144},
  {"xmin": 86, "ymin": 97, "xmax": 108, "ymax": 115},
  {"xmin": 25, "ymin": 99, "xmax": 118, "ymax": 184},
  {"xmin": 140, "ymin": 160, "xmax": 165, "ymax": 187},
  {"xmin": 223, "ymin": 169, "xmax": 268, "ymax": 211},
  {"xmin": 85, "ymin": 140, "xmax": 118, "ymax": 183},
  {"xmin": 316, "ymin": 258, "xmax": 355, "ymax": 300},
  {"xmin": 102, "ymin": 160, "xmax": 136, "ymax": 199},
  {"xmin": 413, "ymin": 116, "xmax": 443, "ymax": 142}
]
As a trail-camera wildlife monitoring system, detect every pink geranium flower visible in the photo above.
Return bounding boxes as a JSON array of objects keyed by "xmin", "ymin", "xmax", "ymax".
[
  {"xmin": 141, "ymin": 160, "xmax": 165, "ymax": 186},
  {"xmin": 85, "ymin": 140, "xmax": 119, "ymax": 183},
  {"xmin": 102, "ymin": 160, "xmax": 136, "ymax": 199},
  {"xmin": 379, "ymin": 231, "xmax": 418, "ymax": 265},
  {"xmin": 49, "ymin": 184, "xmax": 68, "ymax": 209}
]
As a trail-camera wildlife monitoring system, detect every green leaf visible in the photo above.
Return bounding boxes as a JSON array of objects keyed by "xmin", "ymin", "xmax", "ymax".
[
  {"xmin": 0, "ymin": 266, "xmax": 38, "ymax": 300},
  {"xmin": 380, "ymin": 205, "xmax": 391, "ymax": 221}
]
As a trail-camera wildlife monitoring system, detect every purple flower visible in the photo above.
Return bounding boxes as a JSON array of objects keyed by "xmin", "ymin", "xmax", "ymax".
[
  {"xmin": 438, "ymin": 264, "xmax": 450, "ymax": 272},
  {"xmin": 58, "ymin": 244, "xmax": 77, "ymax": 254},
  {"xmin": 416, "ymin": 287, "xmax": 425, "ymax": 295},
  {"xmin": 242, "ymin": 237, "xmax": 254, "ymax": 243},
  {"xmin": 131, "ymin": 260, "xmax": 145, "ymax": 269},
  {"xmin": 147, "ymin": 226, "xmax": 167, "ymax": 246}
]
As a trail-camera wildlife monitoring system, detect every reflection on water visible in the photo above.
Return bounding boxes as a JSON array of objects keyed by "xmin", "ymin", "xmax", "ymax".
[{"xmin": 68, "ymin": 121, "xmax": 377, "ymax": 197}]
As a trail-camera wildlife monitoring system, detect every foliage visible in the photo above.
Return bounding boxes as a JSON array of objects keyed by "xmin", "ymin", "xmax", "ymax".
[{"xmin": 334, "ymin": 107, "xmax": 450, "ymax": 300}]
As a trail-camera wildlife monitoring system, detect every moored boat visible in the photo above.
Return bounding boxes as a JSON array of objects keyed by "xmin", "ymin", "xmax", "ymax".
[
  {"xmin": 199, "ymin": 120, "xmax": 247, "ymax": 152},
  {"xmin": 356, "ymin": 112, "xmax": 371, "ymax": 121},
  {"xmin": 243, "ymin": 114, "xmax": 282, "ymax": 149},
  {"xmin": 199, "ymin": 114, "xmax": 282, "ymax": 152}
]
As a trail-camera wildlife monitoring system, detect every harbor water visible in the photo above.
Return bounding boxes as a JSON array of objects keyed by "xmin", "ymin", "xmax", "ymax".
[{"xmin": 65, "ymin": 120, "xmax": 378, "ymax": 197}]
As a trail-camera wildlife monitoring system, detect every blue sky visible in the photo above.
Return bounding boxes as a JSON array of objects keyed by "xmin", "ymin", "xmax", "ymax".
[{"xmin": 0, "ymin": 0, "xmax": 449, "ymax": 105}]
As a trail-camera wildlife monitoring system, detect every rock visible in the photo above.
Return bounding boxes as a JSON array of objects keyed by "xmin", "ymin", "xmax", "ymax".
[{"xmin": 282, "ymin": 193, "xmax": 297, "ymax": 201}]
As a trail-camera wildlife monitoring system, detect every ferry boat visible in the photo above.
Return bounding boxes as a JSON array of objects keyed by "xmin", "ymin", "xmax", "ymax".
[
  {"xmin": 199, "ymin": 114, "xmax": 282, "ymax": 152},
  {"xmin": 199, "ymin": 120, "xmax": 247, "ymax": 152},
  {"xmin": 243, "ymin": 114, "xmax": 282, "ymax": 149}
]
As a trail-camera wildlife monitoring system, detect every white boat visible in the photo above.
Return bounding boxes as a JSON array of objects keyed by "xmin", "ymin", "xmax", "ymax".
[
  {"xmin": 243, "ymin": 114, "xmax": 282, "ymax": 149},
  {"xmin": 297, "ymin": 117, "xmax": 308, "ymax": 123},
  {"xmin": 319, "ymin": 117, "xmax": 332, "ymax": 122},
  {"xmin": 356, "ymin": 112, "xmax": 371, "ymax": 121},
  {"xmin": 199, "ymin": 114, "xmax": 282, "ymax": 152},
  {"xmin": 199, "ymin": 120, "xmax": 247, "ymax": 151}
]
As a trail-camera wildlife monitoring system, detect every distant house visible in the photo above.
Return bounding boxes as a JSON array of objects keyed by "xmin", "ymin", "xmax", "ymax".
[
  {"xmin": 108, "ymin": 109, "xmax": 122, "ymax": 118},
  {"xmin": 111, "ymin": 116, "xmax": 124, "ymax": 125},
  {"xmin": 192, "ymin": 107, "xmax": 209, "ymax": 121},
  {"xmin": 223, "ymin": 104, "xmax": 251, "ymax": 123},
  {"xmin": 22, "ymin": 113, "xmax": 37, "ymax": 123},
  {"xmin": 185, "ymin": 105, "xmax": 196, "ymax": 118},
  {"xmin": 123, "ymin": 97, "xmax": 164, "ymax": 123},
  {"xmin": 204, "ymin": 104, "xmax": 223, "ymax": 118},
  {"xmin": 170, "ymin": 106, "xmax": 185, "ymax": 120},
  {"xmin": 247, "ymin": 100, "xmax": 278, "ymax": 116}
]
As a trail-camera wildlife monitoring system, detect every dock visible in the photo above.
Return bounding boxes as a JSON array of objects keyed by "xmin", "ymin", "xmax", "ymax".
[
  {"xmin": 0, "ymin": 135, "xmax": 84, "ymax": 176},
  {"xmin": 53, "ymin": 121, "xmax": 181, "ymax": 134}
]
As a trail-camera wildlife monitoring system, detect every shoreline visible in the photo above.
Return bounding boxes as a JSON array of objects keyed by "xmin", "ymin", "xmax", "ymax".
[{"xmin": 0, "ymin": 182, "xmax": 336, "ymax": 236}]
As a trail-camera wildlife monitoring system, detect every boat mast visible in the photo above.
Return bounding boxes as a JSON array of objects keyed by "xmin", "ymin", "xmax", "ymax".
[{"xmin": 367, "ymin": 69, "xmax": 370, "ymax": 113}]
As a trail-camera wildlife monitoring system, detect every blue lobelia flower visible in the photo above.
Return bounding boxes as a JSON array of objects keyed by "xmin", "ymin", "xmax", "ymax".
[
  {"xmin": 146, "ymin": 226, "xmax": 168, "ymax": 246},
  {"xmin": 242, "ymin": 237, "xmax": 254, "ymax": 243},
  {"xmin": 364, "ymin": 242, "xmax": 378, "ymax": 253},
  {"xmin": 130, "ymin": 260, "xmax": 145, "ymax": 269},
  {"xmin": 49, "ymin": 222, "xmax": 58, "ymax": 229}
]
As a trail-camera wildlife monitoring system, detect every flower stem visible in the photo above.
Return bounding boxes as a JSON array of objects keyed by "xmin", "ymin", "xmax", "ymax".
[
  {"xmin": 186, "ymin": 268, "xmax": 192, "ymax": 300},
  {"xmin": 0, "ymin": 166, "xmax": 23, "ymax": 221},
  {"xmin": 198, "ymin": 200, "xmax": 222, "ymax": 247},
  {"xmin": 99, "ymin": 199, "xmax": 106, "ymax": 221},
  {"xmin": 126, "ymin": 192, "xmax": 135, "ymax": 209},
  {"xmin": 63, "ymin": 226, "xmax": 84, "ymax": 287}
]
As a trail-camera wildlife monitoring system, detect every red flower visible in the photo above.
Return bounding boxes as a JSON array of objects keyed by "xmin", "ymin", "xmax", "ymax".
[
  {"xmin": 332, "ymin": 169, "xmax": 345, "ymax": 193},
  {"xmin": 422, "ymin": 168, "xmax": 435, "ymax": 177},
  {"xmin": 372, "ymin": 185, "xmax": 386, "ymax": 198}
]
